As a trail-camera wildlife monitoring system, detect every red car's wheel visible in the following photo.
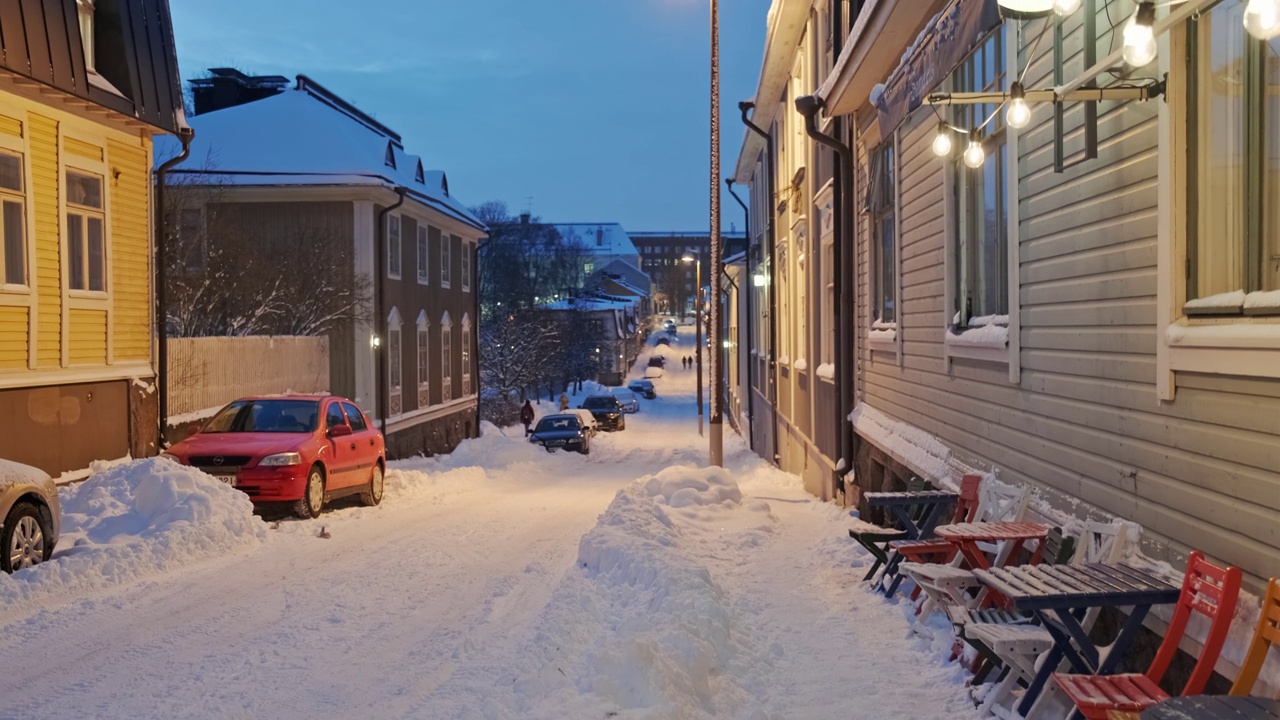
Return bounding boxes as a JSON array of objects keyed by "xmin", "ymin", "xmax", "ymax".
[
  {"xmin": 293, "ymin": 465, "xmax": 325, "ymax": 519},
  {"xmin": 360, "ymin": 463, "xmax": 384, "ymax": 507}
]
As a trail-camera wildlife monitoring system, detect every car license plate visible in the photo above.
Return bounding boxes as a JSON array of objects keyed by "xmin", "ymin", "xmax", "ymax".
[
  {"xmin": 547, "ymin": 440, "xmax": 565, "ymax": 446},
  {"xmin": 211, "ymin": 473, "xmax": 237, "ymax": 487}
]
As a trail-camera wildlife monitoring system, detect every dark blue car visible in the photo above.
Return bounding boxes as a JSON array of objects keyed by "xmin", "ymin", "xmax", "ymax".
[{"xmin": 529, "ymin": 414, "xmax": 591, "ymax": 455}]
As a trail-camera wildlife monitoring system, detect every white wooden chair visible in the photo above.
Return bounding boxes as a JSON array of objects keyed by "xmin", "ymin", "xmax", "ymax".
[{"xmin": 962, "ymin": 520, "xmax": 1130, "ymax": 718}]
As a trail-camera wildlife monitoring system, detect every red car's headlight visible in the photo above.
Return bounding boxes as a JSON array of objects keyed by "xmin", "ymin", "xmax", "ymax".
[{"xmin": 258, "ymin": 452, "xmax": 303, "ymax": 467}]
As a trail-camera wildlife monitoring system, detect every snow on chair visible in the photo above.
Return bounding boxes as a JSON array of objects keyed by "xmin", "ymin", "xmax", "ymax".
[
  {"xmin": 956, "ymin": 520, "xmax": 1129, "ymax": 717},
  {"xmin": 1052, "ymin": 551, "xmax": 1242, "ymax": 720},
  {"xmin": 1229, "ymin": 576, "xmax": 1280, "ymax": 698},
  {"xmin": 894, "ymin": 479, "xmax": 1031, "ymax": 614}
]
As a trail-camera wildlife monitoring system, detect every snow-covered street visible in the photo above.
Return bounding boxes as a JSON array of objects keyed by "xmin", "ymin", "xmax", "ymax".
[{"xmin": 0, "ymin": 331, "xmax": 980, "ymax": 720}]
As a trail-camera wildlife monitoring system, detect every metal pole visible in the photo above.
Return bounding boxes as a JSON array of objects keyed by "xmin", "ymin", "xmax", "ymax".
[
  {"xmin": 695, "ymin": 259, "xmax": 703, "ymax": 437},
  {"xmin": 708, "ymin": 0, "xmax": 724, "ymax": 466}
]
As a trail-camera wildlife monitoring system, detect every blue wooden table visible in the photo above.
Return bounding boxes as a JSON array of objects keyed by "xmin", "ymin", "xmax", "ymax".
[
  {"xmin": 973, "ymin": 562, "xmax": 1181, "ymax": 717},
  {"xmin": 863, "ymin": 490, "xmax": 959, "ymax": 541},
  {"xmin": 1139, "ymin": 696, "xmax": 1280, "ymax": 719}
]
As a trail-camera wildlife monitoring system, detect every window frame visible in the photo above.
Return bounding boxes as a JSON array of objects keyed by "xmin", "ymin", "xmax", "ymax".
[
  {"xmin": 0, "ymin": 148, "xmax": 30, "ymax": 292},
  {"xmin": 64, "ymin": 168, "xmax": 108, "ymax": 297},
  {"xmin": 441, "ymin": 312, "xmax": 453, "ymax": 403},
  {"xmin": 941, "ymin": 27, "xmax": 1019, "ymax": 370},
  {"xmin": 416, "ymin": 310, "xmax": 430, "ymax": 407},
  {"xmin": 461, "ymin": 313, "xmax": 472, "ymax": 396},
  {"xmin": 461, "ymin": 240, "xmax": 471, "ymax": 293},
  {"xmin": 440, "ymin": 233, "xmax": 452, "ymax": 288},
  {"xmin": 387, "ymin": 213, "xmax": 402, "ymax": 280},
  {"xmin": 387, "ymin": 307, "xmax": 402, "ymax": 417},
  {"xmin": 416, "ymin": 224, "xmax": 429, "ymax": 285},
  {"xmin": 866, "ymin": 134, "xmax": 901, "ymax": 358}
]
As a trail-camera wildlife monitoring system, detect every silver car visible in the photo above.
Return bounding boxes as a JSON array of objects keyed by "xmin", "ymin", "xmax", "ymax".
[
  {"xmin": 611, "ymin": 389, "xmax": 640, "ymax": 413},
  {"xmin": 0, "ymin": 459, "xmax": 61, "ymax": 573}
]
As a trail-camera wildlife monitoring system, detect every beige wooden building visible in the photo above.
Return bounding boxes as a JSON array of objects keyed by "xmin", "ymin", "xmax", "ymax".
[{"xmin": 734, "ymin": 0, "xmax": 1280, "ymax": 591}]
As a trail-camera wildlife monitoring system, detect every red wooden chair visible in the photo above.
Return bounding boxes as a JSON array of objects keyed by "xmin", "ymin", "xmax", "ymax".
[{"xmin": 1052, "ymin": 551, "xmax": 1242, "ymax": 720}]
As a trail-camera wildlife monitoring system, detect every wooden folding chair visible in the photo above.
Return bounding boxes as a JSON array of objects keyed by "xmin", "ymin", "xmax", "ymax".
[
  {"xmin": 1053, "ymin": 551, "xmax": 1242, "ymax": 720},
  {"xmin": 847, "ymin": 476, "xmax": 930, "ymax": 582},
  {"xmin": 880, "ymin": 474, "xmax": 982, "ymax": 597},
  {"xmin": 1230, "ymin": 576, "xmax": 1280, "ymax": 697}
]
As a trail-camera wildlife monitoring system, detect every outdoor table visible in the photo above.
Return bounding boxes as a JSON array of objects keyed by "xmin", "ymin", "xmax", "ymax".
[
  {"xmin": 863, "ymin": 490, "xmax": 959, "ymax": 541},
  {"xmin": 972, "ymin": 562, "xmax": 1181, "ymax": 718},
  {"xmin": 934, "ymin": 521, "xmax": 1051, "ymax": 573},
  {"xmin": 1134, "ymin": 696, "xmax": 1280, "ymax": 719}
]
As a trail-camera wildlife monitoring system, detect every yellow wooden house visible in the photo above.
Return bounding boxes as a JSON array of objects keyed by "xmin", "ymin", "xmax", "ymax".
[{"xmin": 0, "ymin": 0, "xmax": 187, "ymax": 475}]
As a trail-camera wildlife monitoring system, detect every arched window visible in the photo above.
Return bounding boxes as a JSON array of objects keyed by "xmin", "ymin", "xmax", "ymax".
[
  {"xmin": 441, "ymin": 311, "xmax": 453, "ymax": 403},
  {"xmin": 461, "ymin": 313, "xmax": 472, "ymax": 396},
  {"xmin": 387, "ymin": 306, "xmax": 403, "ymax": 416},
  {"xmin": 416, "ymin": 310, "xmax": 430, "ymax": 408}
]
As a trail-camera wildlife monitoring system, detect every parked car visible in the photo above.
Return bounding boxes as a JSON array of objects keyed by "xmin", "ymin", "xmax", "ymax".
[
  {"xmin": 647, "ymin": 356, "xmax": 666, "ymax": 368},
  {"xmin": 162, "ymin": 395, "xmax": 385, "ymax": 519},
  {"xmin": 643, "ymin": 366, "xmax": 665, "ymax": 379},
  {"xmin": 567, "ymin": 409, "xmax": 600, "ymax": 437},
  {"xmin": 627, "ymin": 379, "xmax": 656, "ymax": 399},
  {"xmin": 579, "ymin": 395, "xmax": 626, "ymax": 431},
  {"xmin": 0, "ymin": 459, "xmax": 60, "ymax": 573},
  {"xmin": 528, "ymin": 414, "xmax": 591, "ymax": 455},
  {"xmin": 611, "ymin": 389, "xmax": 640, "ymax": 413},
  {"xmin": 655, "ymin": 336, "xmax": 671, "ymax": 346}
]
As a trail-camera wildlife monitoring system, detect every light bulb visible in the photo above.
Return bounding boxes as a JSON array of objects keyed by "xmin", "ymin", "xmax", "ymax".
[
  {"xmin": 1244, "ymin": 0, "xmax": 1280, "ymax": 40},
  {"xmin": 932, "ymin": 124, "xmax": 953, "ymax": 157},
  {"xmin": 963, "ymin": 134, "xmax": 985, "ymax": 169},
  {"xmin": 1122, "ymin": 3, "xmax": 1157, "ymax": 67},
  {"xmin": 1005, "ymin": 82, "xmax": 1031, "ymax": 129},
  {"xmin": 1053, "ymin": 0, "xmax": 1081, "ymax": 15}
]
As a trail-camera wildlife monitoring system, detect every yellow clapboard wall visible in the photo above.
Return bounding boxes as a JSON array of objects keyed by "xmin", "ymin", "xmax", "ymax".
[
  {"xmin": 28, "ymin": 112, "xmax": 61, "ymax": 368},
  {"xmin": 108, "ymin": 138, "xmax": 151, "ymax": 362},
  {"xmin": 0, "ymin": 306, "xmax": 28, "ymax": 369}
]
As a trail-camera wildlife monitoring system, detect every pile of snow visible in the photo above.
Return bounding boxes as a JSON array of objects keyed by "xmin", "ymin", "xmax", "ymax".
[
  {"xmin": 0, "ymin": 458, "xmax": 266, "ymax": 619},
  {"xmin": 474, "ymin": 465, "xmax": 779, "ymax": 719}
]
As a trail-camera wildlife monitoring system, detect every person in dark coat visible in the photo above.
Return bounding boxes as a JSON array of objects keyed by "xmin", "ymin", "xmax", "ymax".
[{"xmin": 520, "ymin": 400, "xmax": 535, "ymax": 436}]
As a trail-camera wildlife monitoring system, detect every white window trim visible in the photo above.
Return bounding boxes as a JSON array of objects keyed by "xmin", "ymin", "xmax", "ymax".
[
  {"xmin": 441, "ymin": 311, "xmax": 453, "ymax": 403},
  {"xmin": 59, "ymin": 127, "xmax": 113, "ymax": 368},
  {"xmin": 1156, "ymin": 20, "xmax": 1280, "ymax": 396},
  {"xmin": 866, "ymin": 130, "xmax": 904, "ymax": 362},
  {"xmin": 461, "ymin": 240, "xmax": 471, "ymax": 293},
  {"xmin": 0, "ymin": 109, "xmax": 38, "ymax": 365},
  {"xmin": 816, "ymin": 178, "xmax": 836, "ymax": 371},
  {"xmin": 416, "ymin": 309, "xmax": 430, "ymax": 408},
  {"xmin": 416, "ymin": 224, "xmax": 429, "ymax": 285},
  {"xmin": 387, "ymin": 306, "xmax": 403, "ymax": 418},
  {"xmin": 440, "ymin": 233, "xmax": 452, "ymax": 289},
  {"xmin": 0, "ymin": 142, "xmax": 33, "ymax": 297},
  {"xmin": 941, "ymin": 24, "xmax": 1020, "ymax": 381},
  {"xmin": 461, "ymin": 313, "xmax": 472, "ymax": 396},
  {"xmin": 387, "ymin": 213, "xmax": 402, "ymax": 280}
]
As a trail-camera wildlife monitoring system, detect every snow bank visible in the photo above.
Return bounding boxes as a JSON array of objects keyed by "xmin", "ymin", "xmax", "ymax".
[
  {"xmin": 850, "ymin": 404, "xmax": 959, "ymax": 488},
  {"xmin": 0, "ymin": 458, "xmax": 266, "ymax": 618}
]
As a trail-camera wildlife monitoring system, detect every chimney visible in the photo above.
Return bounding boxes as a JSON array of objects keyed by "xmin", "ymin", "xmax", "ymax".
[
  {"xmin": 520, "ymin": 212, "xmax": 531, "ymax": 226},
  {"xmin": 189, "ymin": 68, "xmax": 290, "ymax": 116}
]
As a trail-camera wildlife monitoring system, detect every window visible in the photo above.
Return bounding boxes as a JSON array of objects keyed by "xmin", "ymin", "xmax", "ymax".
[
  {"xmin": 868, "ymin": 139, "xmax": 898, "ymax": 330},
  {"xmin": 1185, "ymin": 0, "xmax": 1280, "ymax": 315},
  {"xmin": 416, "ymin": 225, "xmax": 429, "ymax": 284},
  {"xmin": 77, "ymin": 0, "xmax": 95, "ymax": 72},
  {"xmin": 441, "ymin": 312, "xmax": 453, "ymax": 403},
  {"xmin": 179, "ymin": 208, "xmax": 204, "ymax": 274},
  {"xmin": 388, "ymin": 307, "xmax": 402, "ymax": 416},
  {"xmin": 461, "ymin": 241, "xmax": 471, "ymax": 292},
  {"xmin": 387, "ymin": 214, "xmax": 401, "ymax": 279},
  {"xmin": 66, "ymin": 170, "xmax": 105, "ymax": 293},
  {"xmin": 949, "ymin": 32, "xmax": 1009, "ymax": 334},
  {"xmin": 341, "ymin": 402, "xmax": 368, "ymax": 432},
  {"xmin": 440, "ymin": 233, "xmax": 451, "ymax": 288},
  {"xmin": 325, "ymin": 402, "xmax": 345, "ymax": 429},
  {"xmin": 0, "ymin": 151, "xmax": 27, "ymax": 287},
  {"xmin": 416, "ymin": 310, "xmax": 430, "ymax": 407},
  {"xmin": 461, "ymin": 314, "xmax": 472, "ymax": 395}
]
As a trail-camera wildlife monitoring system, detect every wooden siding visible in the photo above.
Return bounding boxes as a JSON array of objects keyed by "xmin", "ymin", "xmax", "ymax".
[
  {"xmin": 29, "ymin": 112, "xmax": 60, "ymax": 367},
  {"xmin": 167, "ymin": 336, "xmax": 329, "ymax": 416},
  {"xmin": 0, "ymin": 113, "xmax": 21, "ymax": 137},
  {"xmin": 68, "ymin": 308, "xmax": 106, "ymax": 364},
  {"xmin": 108, "ymin": 137, "xmax": 151, "ymax": 361},
  {"xmin": 852, "ymin": 16, "xmax": 1280, "ymax": 588},
  {"xmin": 0, "ymin": 306, "xmax": 28, "ymax": 368}
]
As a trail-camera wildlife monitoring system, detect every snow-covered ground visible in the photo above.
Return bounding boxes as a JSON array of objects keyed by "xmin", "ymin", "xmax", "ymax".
[{"xmin": 0, "ymin": 326, "xmax": 981, "ymax": 720}]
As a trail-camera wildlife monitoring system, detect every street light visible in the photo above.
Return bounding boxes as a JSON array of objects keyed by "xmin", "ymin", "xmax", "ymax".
[{"xmin": 682, "ymin": 252, "xmax": 703, "ymax": 437}]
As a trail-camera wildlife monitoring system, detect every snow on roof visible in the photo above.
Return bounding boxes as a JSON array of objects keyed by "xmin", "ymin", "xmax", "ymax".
[
  {"xmin": 156, "ymin": 79, "xmax": 482, "ymax": 231},
  {"xmin": 542, "ymin": 296, "xmax": 636, "ymax": 312},
  {"xmin": 551, "ymin": 224, "xmax": 638, "ymax": 258}
]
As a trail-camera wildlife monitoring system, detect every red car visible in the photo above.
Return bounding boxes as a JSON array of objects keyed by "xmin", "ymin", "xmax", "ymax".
[{"xmin": 163, "ymin": 395, "xmax": 385, "ymax": 518}]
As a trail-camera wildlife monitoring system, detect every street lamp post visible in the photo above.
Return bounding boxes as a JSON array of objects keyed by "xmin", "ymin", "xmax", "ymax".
[
  {"xmin": 708, "ymin": 0, "xmax": 724, "ymax": 467},
  {"xmin": 682, "ymin": 253, "xmax": 703, "ymax": 436}
]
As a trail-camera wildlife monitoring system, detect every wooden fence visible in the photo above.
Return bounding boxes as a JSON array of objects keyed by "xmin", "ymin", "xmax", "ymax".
[{"xmin": 166, "ymin": 336, "xmax": 330, "ymax": 419}]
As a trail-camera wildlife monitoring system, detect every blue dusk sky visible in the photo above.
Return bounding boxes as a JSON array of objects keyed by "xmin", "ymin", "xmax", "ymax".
[{"xmin": 169, "ymin": 0, "xmax": 773, "ymax": 233}]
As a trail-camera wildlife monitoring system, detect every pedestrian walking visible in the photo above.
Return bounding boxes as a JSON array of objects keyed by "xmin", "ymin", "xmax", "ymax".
[
  {"xmin": 520, "ymin": 400, "xmax": 535, "ymax": 436},
  {"xmin": 559, "ymin": 392, "xmax": 570, "ymax": 412}
]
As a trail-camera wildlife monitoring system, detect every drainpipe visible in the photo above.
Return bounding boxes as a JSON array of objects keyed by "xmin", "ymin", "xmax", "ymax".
[
  {"xmin": 739, "ymin": 100, "xmax": 780, "ymax": 466},
  {"xmin": 155, "ymin": 127, "xmax": 195, "ymax": 448},
  {"xmin": 725, "ymin": 178, "xmax": 754, "ymax": 451},
  {"xmin": 796, "ymin": 93, "xmax": 854, "ymax": 502},
  {"xmin": 376, "ymin": 187, "xmax": 408, "ymax": 439}
]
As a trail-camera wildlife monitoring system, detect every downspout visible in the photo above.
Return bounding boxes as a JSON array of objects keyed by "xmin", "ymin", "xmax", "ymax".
[
  {"xmin": 376, "ymin": 187, "xmax": 408, "ymax": 438},
  {"xmin": 725, "ymin": 178, "xmax": 754, "ymax": 451},
  {"xmin": 155, "ymin": 127, "xmax": 195, "ymax": 448},
  {"xmin": 796, "ymin": 93, "xmax": 853, "ymax": 501},
  {"xmin": 739, "ymin": 101, "xmax": 780, "ymax": 466}
]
